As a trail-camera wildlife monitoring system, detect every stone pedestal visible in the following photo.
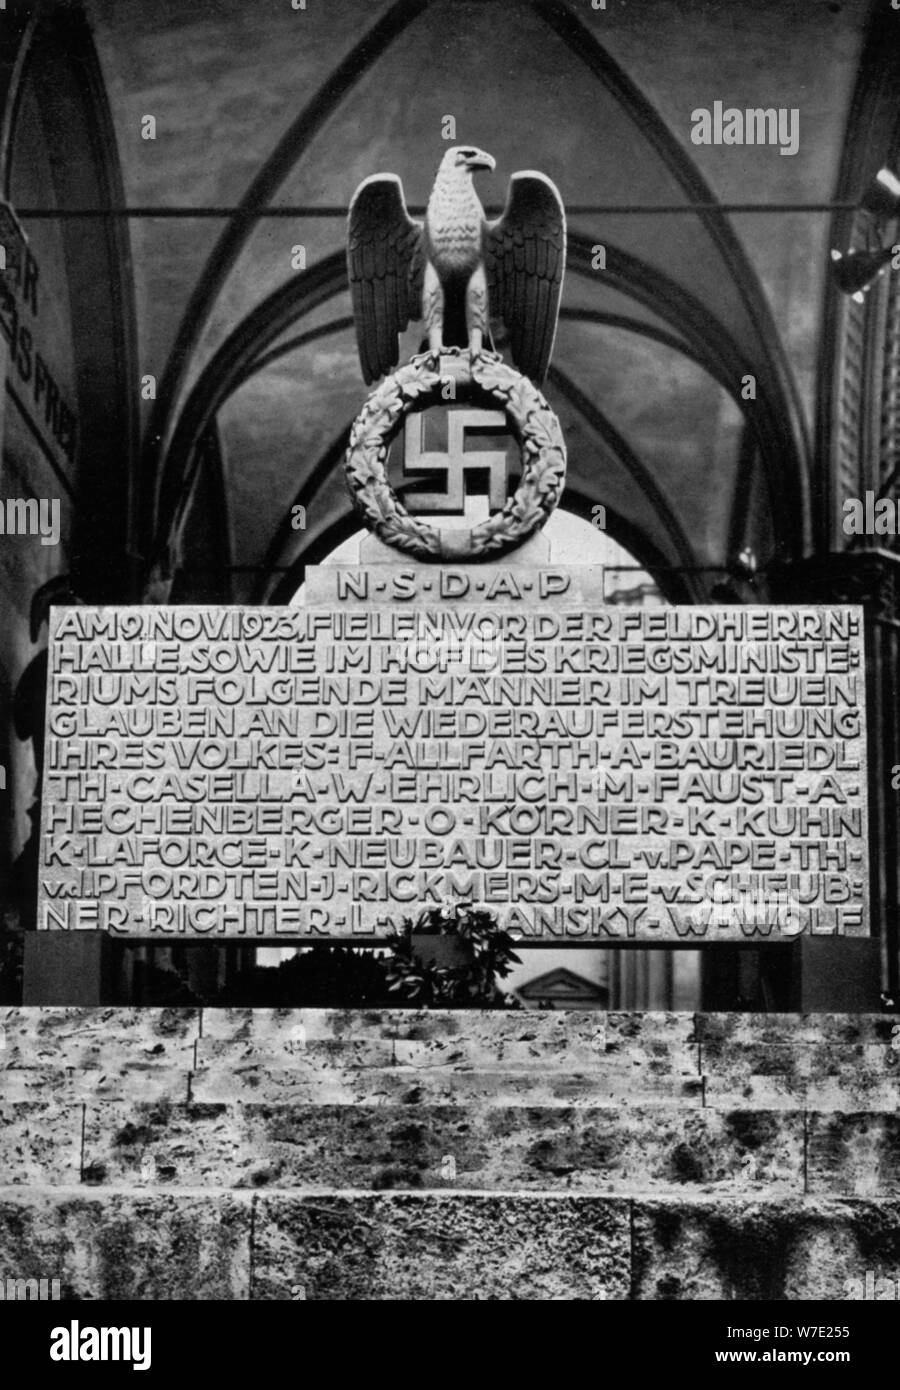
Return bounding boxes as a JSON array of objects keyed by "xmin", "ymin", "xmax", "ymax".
[
  {"xmin": 788, "ymin": 935, "xmax": 882, "ymax": 1012},
  {"xmin": 701, "ymin": 937, "xmax": 883, "ymax": 1012},
  {"xmin": 1, "ymin": 1006, "xmax": 899, "ymax": 1299},
  {"xmin": 771, "ymin": 549, "xmax": 900, "ymax": 1002},
  {"xmin": 22, "ymin": 932, "xmax": 112, "ymax": 1005}
]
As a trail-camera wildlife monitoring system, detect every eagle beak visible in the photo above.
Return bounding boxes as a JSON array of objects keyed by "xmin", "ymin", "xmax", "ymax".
[{"xmin": 468, "ymin": 151, "xmax": 496, "ymax": 171}]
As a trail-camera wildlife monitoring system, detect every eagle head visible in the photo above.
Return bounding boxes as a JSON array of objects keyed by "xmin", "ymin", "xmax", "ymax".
[{"xmin": 440, "ymin": 145, "xmax": 496, "ymax": 174}]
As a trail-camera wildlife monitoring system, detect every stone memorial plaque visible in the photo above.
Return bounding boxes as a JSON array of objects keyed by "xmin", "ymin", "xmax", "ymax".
[{"xmin": 37, "ymin": 575, "xmax": 869, "ymax": 941}]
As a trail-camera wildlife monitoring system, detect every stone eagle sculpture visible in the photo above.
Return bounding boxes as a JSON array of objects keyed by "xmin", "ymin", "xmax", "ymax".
[{"xmin": 348, "ymin": 146, "xmax": 566, "ymax": 385}]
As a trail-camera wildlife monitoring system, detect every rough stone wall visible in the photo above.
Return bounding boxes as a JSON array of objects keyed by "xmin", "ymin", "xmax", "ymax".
[{"xmin": 0, "ymin": 1007, "xmax": 898, "ymax": 1299}]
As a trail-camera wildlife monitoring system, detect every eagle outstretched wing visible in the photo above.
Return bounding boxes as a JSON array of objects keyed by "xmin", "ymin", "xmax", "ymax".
[
  {"xmin": 485, "ymin": 171, "xmax": 566, "ymax": 384},
  {"xmin": 347, "ymin": 175, "xmax": 424, "ymax": 384}
]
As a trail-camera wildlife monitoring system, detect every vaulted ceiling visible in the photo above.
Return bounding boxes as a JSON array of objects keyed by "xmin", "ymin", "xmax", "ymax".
[{"xmin": 82, "ymin": 0, "xmax": 875, "ymax": 601}]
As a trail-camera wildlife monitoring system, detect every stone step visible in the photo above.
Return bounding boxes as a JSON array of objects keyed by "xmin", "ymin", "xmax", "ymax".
[
  {"xmin": 76, "ymin": 1102, "xmax": 804, "ymax": 1194},
  {"xmin": 703, "ymin": 1065, "xmax": 900, "ymax": 1111},
  {"xmin": 253, "ymin": 1189, "xmax": 630, "ymax": 1300},
  {"xmin": 202, "ymin": 1007, "xmax": 898, "ymax": 1045},
  {"xmin": 198, "ymin": 1007, "xmax": 696, "ymax": 1050},
  {"xmin": 4, "ymin": 1006, "xmax": 897, "ymax": 1109},
  {"xmin": 0, "ymin": 1103, "xmax": 83, "ymax": 1184},
  {"xmin": 807, "ymin": 1113, "xmax": 900, "ymax": 1198},
  {"xmin": 700, "ymin": 1042, "xmax": 898, "ymax": 1074},
  {"xmin": 3, "ymin": 1007, "xmax": 894, "ymax": 1044},
  {"xmin": 1, "ymin": 1188, "xmax": 898, "ymax": 1299},
  {"xmin": 631, "ymin": 1195, "xmax": 900, "ymax": 1301},
  {"xmin": 0, "ymin": 1066, "xmax": 191, "ymax": 1103},
  {"xmin": 200, "ymin": 1008, "xmax": 895, "ymax": 1045},
  {"xmin": 0, "ymin": 1059, "xmax": 701, "ymax": 1106},
  {"xmin": 190, "ymin": 1063, "xmax": 705, "ymax": 1106},
  {"xmin": 6, "ymin": 1058, "xmax": 893, "ymax": 1113},
  {"xmin": 696, "ymin": 1013, "xmax": 896, "ymax": 1046},
  {"xmin": 7, "ymin": 1066, "xmax": 890, "ymax": 1110},
  {"xmin": 4, "ymin": 1059, "xmax": 895, "ymax": 1111},
  {"xmin": 12, "ymin": 1098, "xmax": 900, "ymax": 1197},
  {"xmin": 4, "ymin": 1008, "xmax": 896, "ymax": 1299},
  {"xmin": 196, "ymin": 1038, "xmax": 397, "ymax": 1068},
  {"xmin": 0, "ymin": 1187, "xmax": 252, "ymax": 1300},
  {"xmin": 193, "ymin": 1033, "xmax": 701, "ymax": 1074},
  {"xmin": 0, "ymin": 1006, "xmax": 199, "ymax": 1064}
]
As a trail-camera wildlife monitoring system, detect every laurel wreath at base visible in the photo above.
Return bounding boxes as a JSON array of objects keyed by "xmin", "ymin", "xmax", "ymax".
[{"xmin": 345, "ymin": 347, "xmax": 567, "ymax": 560}]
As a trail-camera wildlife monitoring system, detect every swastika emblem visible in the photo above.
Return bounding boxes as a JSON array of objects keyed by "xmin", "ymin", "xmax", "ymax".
[{"xmin": 402, "ymin": 408, "xmax": 510, "ymax": 513}]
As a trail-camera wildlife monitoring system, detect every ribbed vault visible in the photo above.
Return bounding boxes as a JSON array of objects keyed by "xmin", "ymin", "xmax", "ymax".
[{"xmin": 78, "ymin": 0, "xmax": 872, "ymax": 598}]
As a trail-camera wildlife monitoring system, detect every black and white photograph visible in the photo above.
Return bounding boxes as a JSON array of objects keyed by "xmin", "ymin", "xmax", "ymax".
[{"xmin": 0, "ymin": 0, "xmax": 898, "ymax": 1342}]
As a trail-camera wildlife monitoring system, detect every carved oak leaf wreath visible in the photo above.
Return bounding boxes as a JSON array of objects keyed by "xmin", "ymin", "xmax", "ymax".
[{"xmin": 344, "ymin": 347, "xmax": 567, "ymax": 560}]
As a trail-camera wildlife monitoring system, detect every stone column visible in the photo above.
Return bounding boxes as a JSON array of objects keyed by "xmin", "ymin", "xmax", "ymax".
[{"xmin": 770, "ymin": 550, "xmax": 898, "ymax": 1006}]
